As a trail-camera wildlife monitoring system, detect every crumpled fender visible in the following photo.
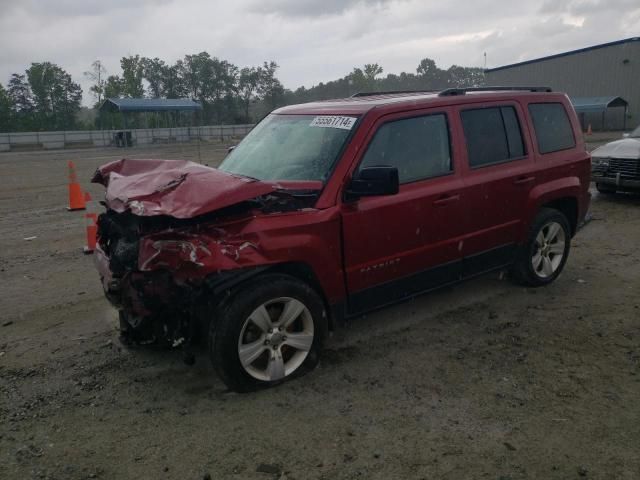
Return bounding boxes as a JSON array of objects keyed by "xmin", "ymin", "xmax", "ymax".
[
  {"xmin": 135, "ymin": 209, "xmax": 346, "ymax": 304},
  {"xmin": 138, "ymin": 227, "xmax": 270, "ymax": 277}
]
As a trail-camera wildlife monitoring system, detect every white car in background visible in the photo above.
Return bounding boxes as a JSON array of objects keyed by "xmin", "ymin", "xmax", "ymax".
[{"xmin": 591, "ymin": 125, "xmax": 640, "ymax": 194}]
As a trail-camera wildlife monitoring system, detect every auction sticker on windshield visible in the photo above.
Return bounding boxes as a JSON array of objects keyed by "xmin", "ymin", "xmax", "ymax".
[{"xmin": 310, "ymin": 116, "xmax": 357, "ymax": 130}]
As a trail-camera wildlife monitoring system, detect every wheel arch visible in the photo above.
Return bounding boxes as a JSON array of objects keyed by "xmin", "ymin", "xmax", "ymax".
[
  {"xmin": 524, "ymin": 178, "xmax": 582, "ymax": 240},
  {"xmin": 203, "ymin": 262, "xmax": 336, "ymax": 332},
  {"xmin": 541, "ymin": 196, "xmax": 578, "ymax": 236},
  {"xmin": 264, "ymin": 262, "xmax": 337, "ymax": 331}
]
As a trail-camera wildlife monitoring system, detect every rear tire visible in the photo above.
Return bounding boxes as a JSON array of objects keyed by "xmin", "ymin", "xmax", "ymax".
[
  {"xmin": 511, "ymin": 208, "xmax": 571, "ymax": 287},
  {"xmin": 209, "ymin": 274, "xmax": 327, "ymax": 392},
  {"xmin": 596, "ymin": 183, "xmax": 616, "ymax": 194}
]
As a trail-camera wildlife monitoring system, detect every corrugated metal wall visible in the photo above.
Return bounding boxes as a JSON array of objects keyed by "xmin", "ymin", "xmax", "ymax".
[{"xmin": 486, "ymin": 40, "xmax": 640, "ymax": 130}]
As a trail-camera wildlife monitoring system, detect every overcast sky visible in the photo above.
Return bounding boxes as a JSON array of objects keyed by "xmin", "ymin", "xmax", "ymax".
[{"xmin": 1, "ymin": 0, "xmax": 638, "ymax": 105}]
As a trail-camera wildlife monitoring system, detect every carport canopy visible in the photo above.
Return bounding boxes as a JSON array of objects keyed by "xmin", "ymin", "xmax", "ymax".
[
  {"xmin": 99, "ymin": 98, "xmax": 203, "ymax": 113},
  {"xmin": 570, "ymin": 96, "xmax": 628, "ymax": 114}
]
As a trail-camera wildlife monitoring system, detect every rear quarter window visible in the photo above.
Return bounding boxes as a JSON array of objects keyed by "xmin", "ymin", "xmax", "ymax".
[
  {"xmin": 528, "ymin": 103, "xmax": 576, "ymax": 154},
  {"xmin": 460, "ymin": 106, "xmax": 525, "ymax": 168}
]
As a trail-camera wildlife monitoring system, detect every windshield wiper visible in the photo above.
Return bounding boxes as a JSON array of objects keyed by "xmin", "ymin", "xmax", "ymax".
[
  {"xmin": 229, "ymin": 172, "xmax": 262, "ymax": 182},
  {"xmin": 275, "ymin": 188, "xmax": 320, "ymax": 198}
]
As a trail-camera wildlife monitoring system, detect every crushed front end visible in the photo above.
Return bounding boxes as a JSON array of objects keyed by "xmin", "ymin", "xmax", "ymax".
[
  {"xmin": 95, "ymin": 205, "xmax": 281, "ymax": 350},
  {"xmin": 91, "ymin": 157, "xmax": 321, "ymax": 353},
  {"xmin": 95, "ymin": 210, "xmax": 207, "ymax": 347},
  {"xmin": 90, "ymin": 158, "xmax": 266, "ymax": 347}
]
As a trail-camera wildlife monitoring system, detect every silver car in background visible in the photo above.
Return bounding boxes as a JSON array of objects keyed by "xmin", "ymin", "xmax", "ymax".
[{"xmin": 591, "ymin": 125, "xmax": 640, "ymax": 194}]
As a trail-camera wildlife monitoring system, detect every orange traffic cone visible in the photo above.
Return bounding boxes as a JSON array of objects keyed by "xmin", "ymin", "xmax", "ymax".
[
  {"xmin": 83, "ymin": 213, "xmax": 98, "ymax": 254},
  {"xmin": 67, "ymin": 161, "xmax": 86, "ymax": 211},
  {"xmin": 83, "ymin": 192, "xmax": 97, "ymax": 254},
  {"xmin": 586, "ymin": 124, "xmax": 592, "ymax": 136}
]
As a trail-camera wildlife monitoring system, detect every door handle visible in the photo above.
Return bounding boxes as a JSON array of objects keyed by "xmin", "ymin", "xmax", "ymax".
[
  {"xmin": 513, "ymin": 176, "xmax": 535, "ymax": 185},
  {"xmin": 433, "ymin": 194, "xmax": 460, "ymax": 206}
]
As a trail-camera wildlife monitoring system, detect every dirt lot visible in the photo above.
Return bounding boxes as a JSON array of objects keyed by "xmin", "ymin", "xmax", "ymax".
[{"xmin": 1, "ymin": 141, "xmax": 639, "ymax": 480}]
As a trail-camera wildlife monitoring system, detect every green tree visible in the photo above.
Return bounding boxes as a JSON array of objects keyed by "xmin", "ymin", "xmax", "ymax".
[
  {"xmin": 416, "ymin": 58, "xmax": 437, "ymax": 77},
  {"xmin": 210, "ymin": 58, "xmax": 239, "ymax": 123},
  {"xmin": 363, "ymin": 63, "xmax": 383, "ymax": 82},
  {"xmin": 181, "ymin": 52, "xmax": 211, "ymax": 100},
  {"xmin": 8, "ymin": 73, "xmax": 35, "ymax": 130},
  {"xmin": 346, "ymin": 64, "xmax": 382, "ymax": 94},
  {"xmin": 238, "ymin": 67, "xmax": 259, "ymax": 121},
  {"xmin": 414, "ymin": 58, "xmax": 449, "ymax": 89},
  {"xmin": 26, "ymin": 62, "xmax": 82, "ymax": 130},
  {"xmin": 0, "ymin": 83, "xmax": 13, "ymax": 132},
  {"xmin": 7, "ymin": 74, "xmax": 34, "ymax": 110},
  {"xmin": 257, "ymin": 61, "xmax": 284, "ymax": 111},
  {"xmin": 178, "ymin": 53, "xmax": 242, "ymax": 123},
  {"xmin": 446, "ymin": 65, "xmax": 485, "ymax": 87},
  {"xmin": 26, "ymin": 62, "xmax": 58, "ymax": 129},
  {"xmin": 120, "ymin": 55, "xmax": 145, "ymax": 97},
  {"xmin": 162, "ymin": 63, "xmax": 187, "ymax": 98},
  {"xmin": 141, "ymin": 57, "xmax": 166, "ymax": 98},
  {"xmin": 55, "ymin": 71, "xmax": 83, "ymax": 129},
  {"xmin": 104, "ymin": 75, "xmax": 124, "ymax": 98}
]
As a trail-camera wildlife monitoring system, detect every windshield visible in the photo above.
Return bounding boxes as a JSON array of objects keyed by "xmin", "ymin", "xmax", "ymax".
[
  {"xmin": 631, "ymin": 125, "xmax": 640, "ymax": 138},
  {"xmin": 219, "ymin": 114, "xmax": 357, "ymax": 182}
]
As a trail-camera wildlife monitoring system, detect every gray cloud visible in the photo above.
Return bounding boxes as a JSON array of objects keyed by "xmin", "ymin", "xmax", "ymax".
[
  {"xmin": 0, "ymin": 0, "xmax": 174, "ymax": 17},
  {"xmin": 538, "ymin": 0, "xmax": 639, "ymax": 15},
  {"xmin": 250, "ymin": 0, "xmax": 395, "ymax": 17},
  {"xmin": 0, "ymin": 0, "xmax": 638, "ymax": 106}
]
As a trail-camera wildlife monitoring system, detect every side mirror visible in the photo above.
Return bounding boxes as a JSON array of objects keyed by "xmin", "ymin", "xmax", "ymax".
[
  {"xmin": 622, "ymin": 133, "xmax": 630, "ymax": 138},
  {"xmin": 227, "ymin": 145, "xmax": 236, "ymax": 153},
  {"xmin": 345, "ymin": 166, "xmax": 399, "ymax": 200}
]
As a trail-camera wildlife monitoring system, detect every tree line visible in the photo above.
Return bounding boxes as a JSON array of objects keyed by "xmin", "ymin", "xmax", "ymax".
[
  {"xmin": 0, "ymin": 63, "xmax": 82, "ymax": 132},
  {"xmin": 286, "ymin": 59, "xmax": 485, "ymax": 104},
  {"xmin": 0, "ymin": 55, "xmax": 485, "ymax": 133}
]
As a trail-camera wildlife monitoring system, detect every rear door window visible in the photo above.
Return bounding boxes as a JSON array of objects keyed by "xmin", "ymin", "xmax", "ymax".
[
  {"xmin": 358, "ymin": 113, "xmax": 452, "ymax": 184},
  {"xmin": 528, "ymin": 103, "xmax": 576, "ymax": 154},
  {"xmin": 460, "ymin": 106, "xmax": 525, "ymax": 168}
]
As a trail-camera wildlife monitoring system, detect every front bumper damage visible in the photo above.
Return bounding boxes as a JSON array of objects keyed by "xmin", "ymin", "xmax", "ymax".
[
  {"xmin": 94, "ymin": 210, "xmax": 271, "ymax": 350},
  {"xmin": 91, "ymin": 158, "xmax": 324, "ymax": 361},
  {"xmin": 95, "ymin": 244, "xmax": 202, "ymax": 347}
]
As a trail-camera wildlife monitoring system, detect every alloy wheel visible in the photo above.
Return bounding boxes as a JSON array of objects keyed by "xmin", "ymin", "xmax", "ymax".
[
  {"xmin": 532, "ymin": 221, "xmax": 566, "ymax": 278},
  {"xmin": 237, "ymin": 297, "xmax": 314, "ymax": 382}
]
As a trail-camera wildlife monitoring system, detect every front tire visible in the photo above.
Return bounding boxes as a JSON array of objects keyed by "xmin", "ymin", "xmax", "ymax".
[
  {"xmin": 210, "ymin": 274, "xmax": 327, "ymax": 392},
  {"xmin": 511, "ymin": 208, "xmax": 571, "ymax": 287}
]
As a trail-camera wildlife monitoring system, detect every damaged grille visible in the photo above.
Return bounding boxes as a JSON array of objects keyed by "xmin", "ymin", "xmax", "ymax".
[
  {"xmin": 96, "ymin": 201, "xmax": 260, "ymax": 275},
  {"xmin": 97, "ymin": 211, "xmax": 142, "ymax": 274},
  {"xmin": 594, "ymin": 158, "xmax": 640, "ymax": 180}
]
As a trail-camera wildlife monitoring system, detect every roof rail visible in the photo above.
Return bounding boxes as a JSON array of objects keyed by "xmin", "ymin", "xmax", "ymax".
[
  {"xmin": 350, "ymin": 90, "xmax": 437, "ymax": 98},
  {"xmin": 438, "ymin": 86, "xmax": 552, "ymax": 96}
]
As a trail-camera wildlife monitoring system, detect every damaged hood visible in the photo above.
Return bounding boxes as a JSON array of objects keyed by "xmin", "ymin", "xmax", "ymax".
[
  {"xmin": 591, "ymin": 138, "xmax": 640, "ymax": 160},
  {"xmin": 92, "ymin": 158, "xmax": 279, "ymax": 218}
]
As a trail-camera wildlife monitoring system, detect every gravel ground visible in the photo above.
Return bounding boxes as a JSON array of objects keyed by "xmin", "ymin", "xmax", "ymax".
[{"xmin": 0, "ymin": 141, "xmax": 639, "ymax": 480}]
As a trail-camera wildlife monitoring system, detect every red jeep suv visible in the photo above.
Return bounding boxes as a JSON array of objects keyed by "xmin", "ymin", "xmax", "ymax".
[{"xmin": 93, "ymin": 87, "xmax": 591, "ymax": 391}]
